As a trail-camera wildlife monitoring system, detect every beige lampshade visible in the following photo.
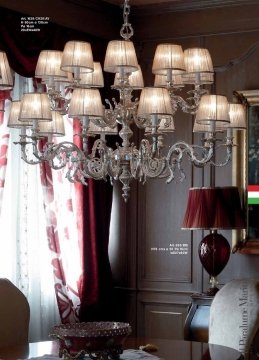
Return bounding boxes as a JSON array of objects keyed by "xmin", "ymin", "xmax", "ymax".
[
  {"xmin": 145, "ymin": 115, "xmax": 175, "ymax": 133},
  {"xmin": 88, "ymin": 122, "xmax": 118, "ymax": 135},
  {"xmin": 19, "ymin": 93, "xmax": 52, "ymax": 122},
  {"xmin": 154, "ymin": 74, "xmax": 184, "ymax": 88},
  {"xmin": 184, "ymin": 48, "xmax": 214, "ymax": 74},
  {"xmin": 228, "ymin": 103, "xmax": 246, "ymax": 129},
  {"xmin": 114, "ymin": 64, "xmax": 144, "ymax": 89},
  {"xmin": 35, "ymin": 50, "xmax": 67, "ymax": 79},
  {"xmin": 216, "ymin": 103, "xmax": 247, "ymax": 132},
  {"xmin": 195, "ymin": 95, "xmax": 230, "ymax": 126},
  {"xmin": 193, "ymin": 120, "xmax": 226, "ymax": 133},
  {"xmin": 7, "ymin": 101, "xmax": 31, "ymax": 128},
  {"xmin": 193, "ymin": 121, "xmax": 222, "ymax": 132},
  {"xmin": 61, "ymin": 41, "xmax": 94, "ymax": 73},
  {"xmin": 193, "ymin": 121, "xmax": 210, "ymax": 133},
  {"xmin": 182, "ymin": 72, "xmax": 214, "ymax": 85},
  {"xmin": 0, "ymin": 51, "xmax": 13, "ymax": 90},
  {"xmin": 104, "ymin": 40, "xmax": 138, "ymax": 73},
  {"xmin": 79, "ymin": 62, "xmax": 104, "ymax": 88},
  {"xmin": 137, "ymin": 87, "xmax": 173, "ymax": 118},
  {"xmin": 68, "ymin": 88, "xmax": 104, "ymax": 118},
  {"xmin": 152, "ymin": 44, "xmax": 185, "ymax": 76},
  {"xmin": 34, "ymin": 111, "xmax": 65, "ymax": 136},
  {"xmin": 42, "ymin": 71, "xmax": 73, "ymax": 85}
]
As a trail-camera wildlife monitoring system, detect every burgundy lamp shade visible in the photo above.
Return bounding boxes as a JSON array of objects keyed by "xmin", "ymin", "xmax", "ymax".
[
  {"xmin": 182, "ymin": 186, "xmax": 245, "ymax": 230},
  {"xmin": 182, "ymin": 187, "xmax": 245, "ymax": 295}
]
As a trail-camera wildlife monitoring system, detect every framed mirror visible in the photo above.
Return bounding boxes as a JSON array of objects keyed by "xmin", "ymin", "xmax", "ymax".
[{"xmin": 232, "ymin": 89, "xmax": 259, "ymax": 254}]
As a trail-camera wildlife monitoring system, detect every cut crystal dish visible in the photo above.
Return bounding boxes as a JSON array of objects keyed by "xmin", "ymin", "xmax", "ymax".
[{"xmin": 50, "ymin": 321, "xmax": 132, "ymax": 359}]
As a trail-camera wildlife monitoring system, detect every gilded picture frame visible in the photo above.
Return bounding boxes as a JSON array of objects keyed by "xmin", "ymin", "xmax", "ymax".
[{"xmin": 232, "ymin": 89, "xmax": 259, "ymax": 254}]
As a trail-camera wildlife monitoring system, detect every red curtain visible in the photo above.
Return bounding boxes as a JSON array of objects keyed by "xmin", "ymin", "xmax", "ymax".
[
  {"xmin": 0, "ymin": 6, "xmax": 114, "ymax": 322},
  {"xmin": 79, "ymin": 178, "xmax": 113, "ymax": 321},
  {"xmin": 0, "ymin": 92, "xmax": 11, "ymax": 213},
  {"xmin": 74, "ymin": 120, "xmax": 113, "ymax": 321},
  {"xmin": 40, "ymin": 155, "xmax": 83, "ymax": 323},
  {"xmin": 39, "ymin": 116, "xmax": 113, "ymax": 323}
]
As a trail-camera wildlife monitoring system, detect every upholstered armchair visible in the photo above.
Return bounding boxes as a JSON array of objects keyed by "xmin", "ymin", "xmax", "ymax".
[{"xmin": 0, "ymin": 278, "xmax": 30, "ymax": 348}]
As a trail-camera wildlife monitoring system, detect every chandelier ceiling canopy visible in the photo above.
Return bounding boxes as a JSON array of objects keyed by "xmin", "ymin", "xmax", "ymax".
[{"xmin": 0, "ymin": 0, "xmax": 246, "ymax": 201}]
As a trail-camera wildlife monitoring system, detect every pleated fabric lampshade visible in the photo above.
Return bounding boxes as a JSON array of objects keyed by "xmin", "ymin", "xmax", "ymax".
[
  {"xmin": 68, "ymin": 88, "xmax": 104, "ymax": 119},
  {"xmin": 61, "ymin": 41, "xmax": 94, "ymax": 76},
  {"xmin": 19, "ymin": 93, "xmax": 52, "ymax": 123},
  {"xmin": 182, "ymin": 72, "xmax": 214, "ymax": 85},
  {"xmin": 0, "ymin": 51, "xmax": 13, "ymax": 90},
  {"xmin": 182, "ymin": 187, "xmax": 245, "ymax": 230},
  {"xmin": 35, "ymin": 50, "xmax": 68, "ymax": 80},
  {"xmin": 137, "ymin": 87, "xmax": 173, "ymax": 118},
  {"xmin": 34, "ymin": 111, "xmax": 65, "ymax": 137},
  {"xmin": 114, "ymin": 64, "xmax": 144, "ymax": 89},
  {"xmin": 145, "ymin": 115, "xmax": 175, "ymax": 134},
  {"xmin": 79, "ymin": 62, "xmax": 104, "ymax": 88},
  {"xmin": 154, "ymin": 74, "xmax": 184, "ymax": 88},
  {"xmin": 104, "ymin": 40, "xmax": 138, "ymax": 73},
  {"xmin": 184, "ymin": 48, "xmax": 214, "ymax": 74},
  {"xmin": 7, "ymin": 101, "xmax": 31, "ymax": 128},
  {"xmin": 195, "ymin": 94, "xmax": 230, "ymax": 128},
  {"xmin": 152, "ymin": 44, "xmax": 186, "ymax": 75}
]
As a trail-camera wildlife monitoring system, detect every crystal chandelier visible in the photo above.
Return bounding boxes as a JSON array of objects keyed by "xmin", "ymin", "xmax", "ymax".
[{"xmin": 3, "ymin": 0, "xmax": 246, "ymax": 201}]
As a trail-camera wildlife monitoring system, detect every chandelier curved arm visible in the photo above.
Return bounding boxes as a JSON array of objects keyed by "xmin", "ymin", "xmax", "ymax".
[
  {"xmin": 66, "ymin": 161, "xmax": 89, "ymax": 185},
  {"xmin": 165, "ymin": 141, "xmax": 214, "ymax": 183},
  {"xmin": 138, "ymin": 139, "xmax": 167, "ymax": 179},
  {"xmin": 14, "ymin": 136, "xmax": 49, "ymax": 165},
  {"xmin": 167, "ymin": 141, "xmax": 215, "ymax": 167},
  {"xmin": 169, "ymin": 87, "xmax": 208, "ymax": 115},
  {"xmin": 46, "ymin": 141, "xmax": 86, "ymax": 170},
  {"xmin": 77, "ymin": 138, "xmax": 110, "ymax": 180},
  {"xmin": 209, "ymin": 143, "xmax": 233, "ymax": 167},
  {"xmin": 51, "ymin": 142, "xmax": 106, "ymax": 184},
  {"xmin": 90, "ymin": 138, "xmax": 109, "ymax": 158},
  {"xmin": 18, "ymin": 141, "xmax": 43, "ymax": 165},
  {"xmin": 81, "ymin": 158, "xmax": 108, "ymax": 180}
]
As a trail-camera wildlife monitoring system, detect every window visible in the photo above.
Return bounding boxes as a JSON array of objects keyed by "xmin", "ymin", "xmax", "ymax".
[{"xmin": 0, "ymin": 77, "xmax": 60, "ymax": 341}]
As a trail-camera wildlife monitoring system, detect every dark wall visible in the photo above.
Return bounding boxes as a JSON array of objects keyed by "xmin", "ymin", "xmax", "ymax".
[{"xmin": 109, "ymin": 2, "xmax": 259, "ymax": 339}]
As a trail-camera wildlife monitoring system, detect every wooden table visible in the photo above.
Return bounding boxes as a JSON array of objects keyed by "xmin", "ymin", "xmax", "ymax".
[{"xmin": 0, "ymin": 339, "xmax": 243, "ymax": 359}]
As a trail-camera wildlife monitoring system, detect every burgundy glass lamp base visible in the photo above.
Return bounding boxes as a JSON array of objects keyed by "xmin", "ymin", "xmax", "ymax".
[{"xmin": 198, "ymin": 230, "xmax": 231, "ymax": 296}]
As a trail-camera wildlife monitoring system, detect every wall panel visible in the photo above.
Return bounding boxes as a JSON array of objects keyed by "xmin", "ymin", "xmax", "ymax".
[{"xmin": 137, "ymin": 292, "xmax": 191, "ymax": 339}]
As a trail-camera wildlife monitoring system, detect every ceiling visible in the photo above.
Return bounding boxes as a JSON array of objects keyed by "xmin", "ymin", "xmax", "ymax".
[
  {"xmin": 105, "ymin": 0, "xmax": 183, "ymax": 5},
  {"xmin": 104, "ymin": 0, "xmax": 256, "ymax": 9}
]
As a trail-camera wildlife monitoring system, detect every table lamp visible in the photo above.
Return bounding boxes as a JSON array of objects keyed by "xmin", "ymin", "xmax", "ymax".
[{"xmin": 182, "ymin": 186, "xmax": 245, "ymax": 295}]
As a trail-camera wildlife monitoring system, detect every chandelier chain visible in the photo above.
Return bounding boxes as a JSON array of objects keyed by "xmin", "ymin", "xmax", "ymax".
[{"xmin": 120, "ymin": 0, "xmax": 134, "ymax": 40}]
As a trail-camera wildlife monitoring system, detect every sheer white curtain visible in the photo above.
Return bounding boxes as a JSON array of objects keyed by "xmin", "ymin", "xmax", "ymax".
[{"xmin": 0, "ymin": 79, "xmax": 60, "ymax": 342}]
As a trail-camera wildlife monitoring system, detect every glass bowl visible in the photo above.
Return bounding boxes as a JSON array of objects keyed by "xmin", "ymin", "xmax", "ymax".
[{"xmin": 50, "ymin": 321, "xmax": 132, "ymax": 359}]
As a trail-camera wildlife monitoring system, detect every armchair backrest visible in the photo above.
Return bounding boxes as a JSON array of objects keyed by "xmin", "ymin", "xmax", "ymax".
[
  {"xmin": 0, "ymin": 278, "xmax": 30, "ymax": 347},
  {"xmin": 209, "ymin": 278, "xmax": 259, "ymax": 359}
]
